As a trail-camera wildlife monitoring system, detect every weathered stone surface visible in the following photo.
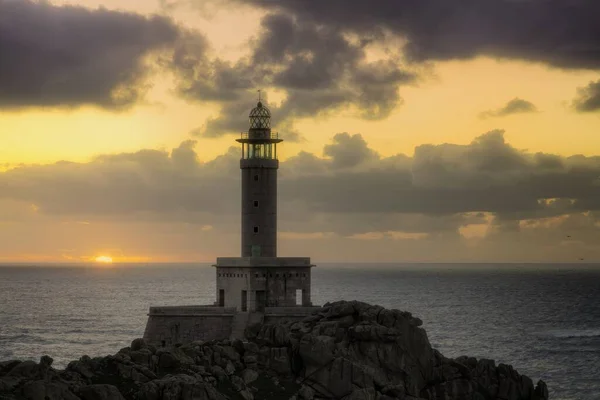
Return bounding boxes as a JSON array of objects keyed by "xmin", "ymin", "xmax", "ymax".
[
  {"xmin": 130, "ymin": 339, "xmax": 147, "ymax": 352},
  {"xmin": 0, "ymin": 301, "xmax": 548, "ymax": 400},
  {"xmin": 79, "ymin": 384, "xmax": 125, "ymax": 400},
  {"xmin": 129, "ymin": 349, "xmax": 153, "ymax": 369},
  {"xmin": 297, "ymin": 384, "xmax": 315, "ymax": 400},
  {"xmin": 137, "ymin": 375, "xmax": 225, "ymax": 400},
  {"xmin": 22, "ymin": 380, "xmax": 79, "ymax": 400},
  {"xmin": 5, "ymin": 361, "xmax": 38, "ymax": 378},
  {"xmin": 241, "ymin": 369, "xmax": 258, "ymax": 384}
]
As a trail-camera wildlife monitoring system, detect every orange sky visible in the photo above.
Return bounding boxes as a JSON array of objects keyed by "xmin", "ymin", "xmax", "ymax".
[{"xmin": 1, "ymin": 0, "xmax": 599, "ymax": 263}]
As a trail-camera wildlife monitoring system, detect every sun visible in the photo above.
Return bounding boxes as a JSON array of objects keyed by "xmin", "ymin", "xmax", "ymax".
[{"xmin": 95, "ymin": 255, "xmax": 113, "ymax": 264}]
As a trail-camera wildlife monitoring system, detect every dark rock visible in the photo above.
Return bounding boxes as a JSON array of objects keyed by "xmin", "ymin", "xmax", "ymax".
[
  {"xmin": 241, "ymin": 369, "xmax": 258, "ymax": 384},
  {"xmin": 242, "ymin": 355, "xmax": 257, "ymax": 365},
  {"xmin": 230, "ymin": 375, "xmax": 245, "ymax": 391},
  {"xmin": 129, "ymin": 349, "xmax": 153, "ymax": 368},
  {"xmin": 224, "ymin": 362, "xmax": 235, "ymax": 375},
  {"xmin": 79, "ymin": 384, "xmax": 125, "ymax": 400},
  {"xmin": 239, "ymin": 388, "xmax": 254, "ymax": 400},
  {"xmin": 5, "ymin": 361, "xmax": 38, "ymax": 378},
  {"xmin": 21, "ymin": 380, "xmax": 79, "ymax": 400},
  {"xmin": 297, "ymin": 384, "xmax": 314, "ymax": 400},
  {"xmin": 243, "ymin": 342, "xmax": 259, "ymax": 354},
  {"xmin": 210, "ymin": 365, "xmax": 227, "ymax": 382},
  {"xmin": 221, "ymin": 346, "xmax": 240, "ymax": 362},
  {"xmin": 0, "ymin": 361, "xmax": 20, "ymax": 377},
  {"xmin": 66, "ymin": 358, "xmax": 95, "ymax": 379},
  {"xmin": 232, "ymin": 339, "xmax": 245, "ymax": 355},
  {"xmin": 0, "ymin": 300, "xmax": 548, "ymax": 400},
  {"xmin": 39, "ymin": 356, "xmax": 53, "ymax": 368},
  {"xmin": 130, "ymin": 338, "xmax": 147, "ymax": 352},
  {"xmin": 534, "ymin": 380, "xmax": 549, "ymax": 400},
  {"xmin": 137, "ymin": 375, "xmax": 225, "ymax": 400}
]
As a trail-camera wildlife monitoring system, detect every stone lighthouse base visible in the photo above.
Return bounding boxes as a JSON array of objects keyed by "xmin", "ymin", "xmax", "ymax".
[
  {"xmin": 143, "ymin": 256, "xmax": 320, "ymax": 346},
  {"xmin": 142, "ymin": 305, "xmax": 319, "ymax": 346}
]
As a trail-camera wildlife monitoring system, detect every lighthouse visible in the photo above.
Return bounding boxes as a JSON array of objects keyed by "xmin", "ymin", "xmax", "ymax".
[
  {"xmin": 143, "ymin": 95, "xmax": 318, "ymax": 345},
  {"xmin": 237, "ymin": 96, "xmax": 281, "ymax": 258},
  {"xmin": 213, "ymin": 95, "xmax": 315, "ymax": 313}
]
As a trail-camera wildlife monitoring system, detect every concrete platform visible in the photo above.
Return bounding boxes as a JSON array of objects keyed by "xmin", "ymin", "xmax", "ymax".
[{"xmin": 143, "ymin": 305, "xmax": 320, "ymax": 346}]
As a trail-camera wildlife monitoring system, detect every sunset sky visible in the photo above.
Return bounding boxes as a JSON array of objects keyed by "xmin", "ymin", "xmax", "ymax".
[{"xmin": 1, "ymin": 0, "xmax": 600, "ymax": 263}]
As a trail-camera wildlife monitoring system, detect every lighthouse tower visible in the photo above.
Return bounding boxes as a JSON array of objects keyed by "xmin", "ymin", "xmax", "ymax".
[
  {"xmin": 213, "ymin": 95, "xmax": 315, "ymax": 314},
  {"xmin": 143, "ymin": 95, "xmax": 318, "ymax": 346},
  {"xmin": 237, "ymin": 97, "xmax": 280, "ymax": 258}
]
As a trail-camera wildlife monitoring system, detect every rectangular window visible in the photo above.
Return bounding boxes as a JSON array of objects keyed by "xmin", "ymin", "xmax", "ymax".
[
  {"xmin": 254, "ymin": 174, "xmax": 259, "ymax": 181},
  {"xmin": 254, "ymin": 200, "xmax": 259, "ymax": 207},
  {"xmin": 241, "ymin": 290, "xmax": 247, "ymax": 312},
  {"xmin": 253, "ymin": 226, "xmax": 259, "ymax": 233},
  {"xmin": 296, "ymin": 289, "xmax": 302, "ymax": 306},
  {"xmin": 218, "ymin": 289, "xmax": 225, "ymax": 307}
]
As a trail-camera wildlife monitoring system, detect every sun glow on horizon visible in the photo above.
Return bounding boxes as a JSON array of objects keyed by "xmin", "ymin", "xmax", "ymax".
[{"xmin": 95, "ymin": 255, "xmax": 113, "ymax": 264}]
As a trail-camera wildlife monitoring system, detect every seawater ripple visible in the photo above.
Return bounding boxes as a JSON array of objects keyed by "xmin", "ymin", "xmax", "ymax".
[{"xmin": 0, "ymin": 263, "xmax": 598, "ymax": 400}]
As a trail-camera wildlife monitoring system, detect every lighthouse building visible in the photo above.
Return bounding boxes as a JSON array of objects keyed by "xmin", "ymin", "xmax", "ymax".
[
  {"xmin": 143, "ymin": 98, "xmax": 318, "ymax": 345},
  {"xmin": 214, "ymin": 100, "xmax": 314, "ymax": 312}
]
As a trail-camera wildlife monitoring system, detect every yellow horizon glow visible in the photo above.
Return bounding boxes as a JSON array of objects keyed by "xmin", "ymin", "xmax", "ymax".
[{"xmin": 94, "ymin": 255, "xmax": 114, "ymax": 264}]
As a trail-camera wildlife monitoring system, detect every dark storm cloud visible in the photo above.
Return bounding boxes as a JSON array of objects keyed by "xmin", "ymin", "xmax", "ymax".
[
  {"xmin": 252, "ymin": 14, "xmax": 364, "ymax": 90},
  {"xmin": 479, "ymin": 98, "xmax": 538, "ymax": 119},
  {"xmin": 572, "ymin": 80, "xmax": 600, "ymax": 112},
  {"xmin": 0, "ymin": 0, "xmax": 182, "ymax": 109},
  {"xmin": 175, "ymin": 13, "xmax": 415, "ymax": 138},
  {"xmin": 1, "ymin": 131, "xmax": 599, "ymax": 237},
  {"xmin": 234, "ymin": 0, "xmax": 600, "ymax": 70}
]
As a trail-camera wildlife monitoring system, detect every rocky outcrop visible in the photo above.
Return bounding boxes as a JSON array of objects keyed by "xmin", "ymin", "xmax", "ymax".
[{"xmin": 0, "ymin": 301, "xmax": 548, "ymax": 400}]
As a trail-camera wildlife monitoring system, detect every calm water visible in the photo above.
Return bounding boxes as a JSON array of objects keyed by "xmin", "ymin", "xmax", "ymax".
[{"xmin": 0, "ymin": 263, "xmax": 599, "ymax": 400}]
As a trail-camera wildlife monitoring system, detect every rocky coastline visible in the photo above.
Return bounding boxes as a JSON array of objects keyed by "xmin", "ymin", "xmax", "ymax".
[{"xmin": 0, "ymin": 300, "xmax": 548, "ymax": 400}]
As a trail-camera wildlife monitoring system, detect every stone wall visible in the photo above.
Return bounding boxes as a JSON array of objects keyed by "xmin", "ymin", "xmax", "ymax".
[
  {"xmin": 143, "ymin": 306, "xmax": 235, "ymax": 346},
  {"xmin": 143, "ymin": 305, "xmax": 322, "ymax": 346},
  {"xmin": 216, "ymin": 266, "xmax": 313, "ymax": 311},
  {"xmin": 215, "ymin": 267, "xmax": 252, "ymax": 309}
]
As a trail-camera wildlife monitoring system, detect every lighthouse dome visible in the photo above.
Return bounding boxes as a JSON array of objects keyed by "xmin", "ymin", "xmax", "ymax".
[{"xmin": 249, "ymin": 101, "xmax": 271, "ymax": 129}]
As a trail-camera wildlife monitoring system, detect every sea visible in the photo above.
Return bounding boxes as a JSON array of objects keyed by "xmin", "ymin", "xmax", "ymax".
[{"xmin": 0, "ymin": 263, "xmax": 599, "ymax": 400}]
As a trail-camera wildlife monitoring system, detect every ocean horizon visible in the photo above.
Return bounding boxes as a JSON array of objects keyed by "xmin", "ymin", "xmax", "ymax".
[{"xmin": 1, "ymin": 262, "xmax": 599, "ymax": 400}]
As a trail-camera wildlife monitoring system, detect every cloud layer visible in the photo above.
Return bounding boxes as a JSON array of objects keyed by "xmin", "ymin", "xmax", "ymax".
[
  {"xmin": 2, "ymin": 129, "xmax": 599, "ymax": 261},
  {"xmin": 176, "ymin": 13, "xmax": 415, "ymax": 139},
  {"xmin": 235, "ymin": 0, "xmax": 600, "ymax": 70},
  {"xmin": 2, "ymin": 130, "xmax": 599, "ymax": 233},
  {"xmin": 0, "ymin": 0, "xmax": 183, "ymax": 110},
  {"xmin": 479, "ymin": 98, "xmax": 538, "ymax": 119},
  {"xmin": 3, "ymin": 0, "xmax": 597, "ymax": 136},
  {"xmin": 573, "ymin": 80, "xmax": 600, "ymax": 112}
]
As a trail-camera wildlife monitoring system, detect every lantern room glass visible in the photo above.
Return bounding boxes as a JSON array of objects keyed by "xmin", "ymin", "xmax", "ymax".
[{"xmin": 242, "ymin": 143, "xmax": 275, "ymax": 159}]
